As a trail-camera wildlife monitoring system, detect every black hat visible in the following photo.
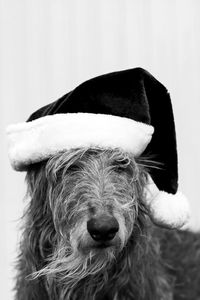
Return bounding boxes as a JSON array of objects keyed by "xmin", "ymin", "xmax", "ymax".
[{"xmin": 7, "ymin": 67, "xmax": 190, "ymax": 229}]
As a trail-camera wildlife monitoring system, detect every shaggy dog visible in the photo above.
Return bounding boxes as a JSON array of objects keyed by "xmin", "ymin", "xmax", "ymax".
[{"xmin": 15, "ymin": 148, "xmax": 200, "ymax": 300}]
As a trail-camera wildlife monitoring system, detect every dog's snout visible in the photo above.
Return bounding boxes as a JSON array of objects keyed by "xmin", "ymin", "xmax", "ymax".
[{"xmin": 87, "ymin": 215, "xmax": 119, "ymax": 242}]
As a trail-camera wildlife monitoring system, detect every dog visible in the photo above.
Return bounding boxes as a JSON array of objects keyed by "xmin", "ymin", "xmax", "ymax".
[{"xmin": 15, "ymin": 147, "xmax": 200, "ymax": 300}]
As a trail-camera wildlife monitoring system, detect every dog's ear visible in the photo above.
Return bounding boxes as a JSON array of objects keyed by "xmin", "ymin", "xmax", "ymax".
[{"xmin": 143, "ymin": 174, "xmax": 190, "ymax": 229}]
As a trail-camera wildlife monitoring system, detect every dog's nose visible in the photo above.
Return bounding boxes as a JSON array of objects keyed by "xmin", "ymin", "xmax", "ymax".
[{"xmin": 87, "ymin": 215, "xmax": 119, "ymax": 242}]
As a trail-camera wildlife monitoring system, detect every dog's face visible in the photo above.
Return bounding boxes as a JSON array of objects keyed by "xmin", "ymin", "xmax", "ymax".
[
  {"xmin": 47, "ymin": 149, "xmax": 147, "ymax": 253},
  {"xmin": 28, "ymin": 148, "xmax": 148, "ymax": 293}
]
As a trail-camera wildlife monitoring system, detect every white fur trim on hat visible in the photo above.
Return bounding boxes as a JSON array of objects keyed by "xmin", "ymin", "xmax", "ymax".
[
  {"xmin": 143, "ymin": 175, "xmax": 191, "ymax": 229},
  {"xmin": 6, "ymin": 113, "xmax": 154, "ymax": 171}
]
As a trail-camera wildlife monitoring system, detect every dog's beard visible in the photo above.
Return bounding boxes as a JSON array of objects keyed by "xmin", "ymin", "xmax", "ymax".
[
  {"xmin": 31, "ymin": 221, "xmax": 123, "ymax": 299},
  {"xmin": 30, "ymin": 203, "xmax": 134, "ymax": 299}
]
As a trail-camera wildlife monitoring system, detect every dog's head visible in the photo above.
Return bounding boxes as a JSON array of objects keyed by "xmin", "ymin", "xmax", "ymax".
[
  {"xmin": 25, "ymin": 148, "xmax": 152, "ymax": 295},
  {"xmin": 47, "ymin": 148, "xmax": 147, "ymax": 249}
]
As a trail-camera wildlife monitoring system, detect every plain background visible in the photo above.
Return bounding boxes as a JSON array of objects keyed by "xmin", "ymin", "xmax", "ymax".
[{"xmin": 1, "ymin": 0, "xmax": 200, "ymax": 298}]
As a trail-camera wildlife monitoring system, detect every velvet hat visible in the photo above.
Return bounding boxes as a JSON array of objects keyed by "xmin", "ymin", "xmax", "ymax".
[{"xmin": 7, "ymin": 67, "xmax": 190, "ymax": 229}]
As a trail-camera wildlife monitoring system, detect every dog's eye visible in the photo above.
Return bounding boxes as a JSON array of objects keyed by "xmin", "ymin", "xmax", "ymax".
[
  {"xmin": 114, "ymin": 158, "xmax": 132, "ymax": 173},
  {"xmin": 66, "ymin": 164, "xmax": 80, "ymax": 172}
]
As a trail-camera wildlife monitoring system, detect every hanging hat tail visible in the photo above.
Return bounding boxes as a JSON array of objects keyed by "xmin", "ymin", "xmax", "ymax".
[{"xmin": 143, "ymin": 174, "xmax": 190, "ymax": 229}]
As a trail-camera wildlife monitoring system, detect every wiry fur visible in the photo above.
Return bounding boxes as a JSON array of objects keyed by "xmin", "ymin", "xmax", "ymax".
[{"xmin": 15, "ymin": 148, "xmax": 200, "ymax": 300}]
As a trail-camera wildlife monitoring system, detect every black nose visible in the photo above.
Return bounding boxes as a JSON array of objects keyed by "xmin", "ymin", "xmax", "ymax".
[{"xmin": 87, "ymin": 215, "xmax": 119, "ymax": 242}]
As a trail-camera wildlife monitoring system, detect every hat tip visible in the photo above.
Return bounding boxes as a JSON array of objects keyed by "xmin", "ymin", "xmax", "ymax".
[{"xmin": 148, "ymin": 190, "xmax": 191, "ymax": 229}]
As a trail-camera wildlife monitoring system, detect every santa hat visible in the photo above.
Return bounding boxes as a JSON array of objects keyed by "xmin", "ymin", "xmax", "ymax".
[{"xmin": 6, "ymin": 67, "xmax": 190, "ymax": 229}]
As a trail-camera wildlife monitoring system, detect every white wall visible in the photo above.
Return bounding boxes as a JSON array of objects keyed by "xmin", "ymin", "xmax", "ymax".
[{"xmin": 1, "ymin": 0, "xmax": 200, "ymax": 298}]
